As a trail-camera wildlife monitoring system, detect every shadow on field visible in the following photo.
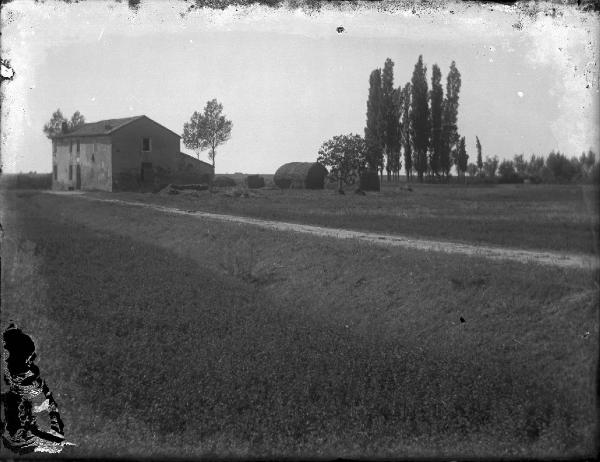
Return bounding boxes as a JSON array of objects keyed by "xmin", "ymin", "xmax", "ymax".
[{"xmin": 0, "ymin": 191, "xmax": 596, "ymax": 458}]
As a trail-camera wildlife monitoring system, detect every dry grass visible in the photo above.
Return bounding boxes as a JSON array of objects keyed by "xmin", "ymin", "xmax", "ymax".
[
  {"xmin": 1, "ymin": 190, "xmax": 597, "ymax": 458},
  {"xmin": 95, "ymin": 182, "xmax": 599, "ymax": 254}
]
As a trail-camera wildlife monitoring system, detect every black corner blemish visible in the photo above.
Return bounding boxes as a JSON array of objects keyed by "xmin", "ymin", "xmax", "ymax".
[
  {"xmin": 128, "ymin": 0, "xmax": 141, "ymax": 11},
  {"xmin": 460, "ymin": 317, "xmax": 466, "ymax": 323},
  {"xmin": 336, "ymin": 26, "xmax": 345, "ymax": 33},
  {"xmin": 2, "ymin": 324, "xmax": 70, "ymax": 454},
  {"xmin": 1, "ymin": 59, "xmax": 15, "ymax": 82}
]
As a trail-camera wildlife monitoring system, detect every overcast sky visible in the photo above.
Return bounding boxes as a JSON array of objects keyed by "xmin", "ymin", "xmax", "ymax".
[{"xmin": 1, "ymin": 0, "xmax": 598, "ymax": 174}]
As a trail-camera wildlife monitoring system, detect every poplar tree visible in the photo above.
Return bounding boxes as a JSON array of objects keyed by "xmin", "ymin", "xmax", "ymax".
[
  {"xmin": 401, "ymin": 82, "xmax": 413, "ymax": 182},
  {"xmin": 365, "ymin": 68, "xmax": 384, "ymax": 175},
  {"xmin": 429, "ymin": 64, "xmax": 443, "ymax": 179},
  {"xmin": 410, "ymin": 55, "xmax": 430, "ymax": 183},
  {"xmin": 441, "ymin": 61, "xmax": 461, "ymax": 180},
  {"xmin": 457, "ymin": 136, "xmax": 469, "ymax": 182},
  {"xmin": 391, "ymin": 87, "xmax": 403, "ymax": 180},
  {"xmin": 476, "ymin": 136, "xmax": 483, "ymax": 174},
  {"xmin": 381, "ymin": 58, "xmax": 399, "ymax": 182}
]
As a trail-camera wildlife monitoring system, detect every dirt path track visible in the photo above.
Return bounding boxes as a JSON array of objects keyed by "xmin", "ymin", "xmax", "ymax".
[{"xmin": 57, "ymin": 193, "xmax": 599, "ymax": 270}]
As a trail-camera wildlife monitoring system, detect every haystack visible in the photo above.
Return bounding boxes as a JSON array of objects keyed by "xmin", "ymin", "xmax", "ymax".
[{"xmin": 273, "ymin": 162, "xmax": 328, "ymax": 189}]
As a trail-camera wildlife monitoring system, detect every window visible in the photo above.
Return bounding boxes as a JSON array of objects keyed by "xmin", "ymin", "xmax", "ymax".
[
  {"xmin": 93, "ymin": 142, "xmax": 97, "ymax": 153},
  {"xmin": 142, "ymin": 137, "xmax": 151, "ymax": 152},
  {"xmin": 69, "ymin": 140, "xmax": 73, "ymax": 153},
  {"xmin": 52, "ymin": 140, "xmax": 57, "ymax": 155},
  {"xmin": 76, "ymin": 139, "xmax": 80, "ymax": 153},
  {"xmin": 68, "ymin": 165, "xmax": 73, "ymax": 180},
  {"xmin": 91, "ymin": 153, "xmax": 95, "ymax": 163},
  {"xmin": 53, "ymin": 164, "xmax": 57, "ymax": 180}
]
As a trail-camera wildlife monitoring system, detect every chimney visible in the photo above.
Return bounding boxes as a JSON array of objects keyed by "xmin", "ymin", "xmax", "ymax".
[
  {"xmin": 104, "ymin": 123, "xmax": 112, "ymax": 130},
  {"xmin": 61, "ymin": 121, "xmax": 69, "ymax": 133}
]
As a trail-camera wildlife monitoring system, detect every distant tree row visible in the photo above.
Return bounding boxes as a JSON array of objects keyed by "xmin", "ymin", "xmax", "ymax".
[
  {"xmin": 364, "ymin": 56, "xmax": 465, "ymax": 184},
  {"xmin": 466, "ymin": 149, "xmax": 598, "ymax": 184}
]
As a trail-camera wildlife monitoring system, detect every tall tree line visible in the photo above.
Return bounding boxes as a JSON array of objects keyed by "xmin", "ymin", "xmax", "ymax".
[
  {"xmin": 364, "ymin": 56, "xmax": 464, "ymax": 184},
  {"xmin": 442, "ymin": 61, "xmax": 462, "ymax": 180}
]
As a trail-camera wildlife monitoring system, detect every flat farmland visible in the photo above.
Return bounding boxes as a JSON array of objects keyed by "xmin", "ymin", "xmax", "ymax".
[
  {"xmin": 99, "ymin": 183, "xmax": 599, "ymax": 254},
  {"xmin": 0, "ymin": 187, "xmax": 598, "ymax": 458}
]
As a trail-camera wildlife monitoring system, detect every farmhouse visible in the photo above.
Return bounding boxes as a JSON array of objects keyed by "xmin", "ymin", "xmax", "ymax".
[
  {"xmin": 273, "ymin": 162, "xmax": 328, "ymax": 189},
  {"xmin": 51, "ymin": 115, "xmax": 214, "ymax": 191}
]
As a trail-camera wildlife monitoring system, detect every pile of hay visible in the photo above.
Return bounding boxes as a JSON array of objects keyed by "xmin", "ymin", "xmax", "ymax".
[
  {"xmin": 273, "ymin": 162, "xmax": 328, "ymax": 189},
  {"xmin": 158, "ymin": 184, "xmax": 209, "ymax": 195}
]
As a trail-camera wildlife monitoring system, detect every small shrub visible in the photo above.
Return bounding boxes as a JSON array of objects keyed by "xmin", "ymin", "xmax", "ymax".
[{"xmin": 245, "ymin": 175, "xmax": 265, "ymax": 189}]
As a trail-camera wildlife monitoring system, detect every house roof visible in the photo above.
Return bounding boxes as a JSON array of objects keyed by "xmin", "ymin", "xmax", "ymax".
[
  {"xmin": 178, "ymin": 152, "xmax": 214, "ymax": 169},
  {"xmin": 54, "ymin": 115, "xmax": 181, "ymax": 139}
]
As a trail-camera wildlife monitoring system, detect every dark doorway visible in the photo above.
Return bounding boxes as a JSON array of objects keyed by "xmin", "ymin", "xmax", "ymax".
[
  {"xmin": 75, "ymin": 165, "xmax": 81, "ymax": 190},
  {"xmin": 140, "ymin": 162, "xmax": 154, "ymax": 184}
]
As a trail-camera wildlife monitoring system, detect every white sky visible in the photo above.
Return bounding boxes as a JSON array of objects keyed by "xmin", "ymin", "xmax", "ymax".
[{"xmin": 1, "ymin": 0, "xmax": 599, "ymax": 174}]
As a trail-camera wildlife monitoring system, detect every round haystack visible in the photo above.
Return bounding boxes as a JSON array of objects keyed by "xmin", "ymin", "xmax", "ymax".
[{"xmin": 273, "ymin": 162, "xmax": 328, "ymax": 189}]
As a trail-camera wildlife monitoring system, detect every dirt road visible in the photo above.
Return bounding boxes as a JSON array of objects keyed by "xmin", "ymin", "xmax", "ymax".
[{"xmin": 53, "ymin": 192, "xmax": 599, "ymax": 270}]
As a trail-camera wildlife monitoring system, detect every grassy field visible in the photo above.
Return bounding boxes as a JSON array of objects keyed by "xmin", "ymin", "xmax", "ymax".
[
  {"xmin": 0, "ymin": 172, "xmax": 52, "ymax": 189},
  {"xmin": 1, "ymin": 189, "xmax": 597, "ymax": 458},
  {"xmin": 96, "ymin": 182, "xmax": 599, "ymax": 255}
]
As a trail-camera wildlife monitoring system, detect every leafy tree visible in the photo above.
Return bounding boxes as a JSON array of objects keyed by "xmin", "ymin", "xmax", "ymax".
[
  {"xmin": 69, "ymin": 111, "xmax": 86, "ymax": 131},
  {"xmin": 546, "ymin": 150, "xmax": 577, "ymax": 182},
  {"xmin": 410, "ymin": 55, "xmax": 430, "ymax": 182},
  {"xmin": 579, "ymin": 149, "xmax": 597, "ymax": 178},
  {"xmin": 43, "ymin": 109, "xmax": 87, "ymax": 138},
  {"xmin": 43, "ymin": 109, "xmax": 67, "ymax": 139},
  {"xmin": 582, "ymin": 149, "xmax": 596, "ymax": 169},
  {"xmin": 498, "ymin": 159, "xmax": 520, "ymax": 183},
  {"xmin": 476, "ymin": 136, "xmax": 483, "ymax": 174},
  {"xmin": 429, "ymin": 63, "xmax": 443, "ymax": 178},
  {"xmin": 466, "ymin": 162, "xmax": 478, "ymax": 177},
  {"xmin": 482, "ymin": 155, "xmax": 499, "ymax": 178},
  {"xmin": 525, "ymin": 154, "xmax": 545, "ymax": 181},
  {"xmin": 365, "ymin": 68, "xmax": 384, "ymax": 174},
  {"xmin": 456, "ymin": 136, "xmax": 468, "ymax": 181},
  {"xmin": 182, "ymin": 99, "xmax": 232, "ymax": 169},
  {"xmin": 400, "ymin": 82, "xmax": 413, "ymax": 182},
  {"xmin": 513, "ymin": 154, "xmax": 527, "ymax": 179},
  {"xmin": 317, "ymin": 134, "xmax": 367, "ymax": 192},
  {"xmin": 441, "ymin": 61, "xmax": 461, "ymax": 180}
]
